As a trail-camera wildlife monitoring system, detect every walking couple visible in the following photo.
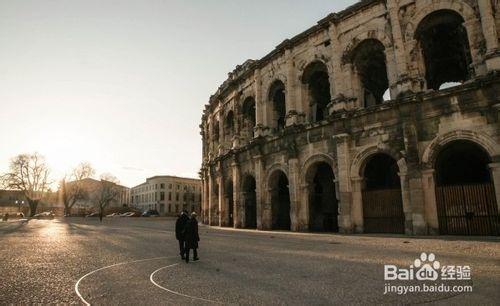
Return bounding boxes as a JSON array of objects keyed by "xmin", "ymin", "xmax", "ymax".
[{"xmin": 175, "ymin": 211, "xmax": 199, "ymax": 263}]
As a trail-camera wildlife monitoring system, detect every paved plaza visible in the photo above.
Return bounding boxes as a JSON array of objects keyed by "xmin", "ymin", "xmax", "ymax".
[{"xmin": 0, "ymin": 218, "xmax": 499, "ymax": 305}]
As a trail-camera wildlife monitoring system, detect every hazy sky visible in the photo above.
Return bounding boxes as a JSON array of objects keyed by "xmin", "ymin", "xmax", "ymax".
[{"xmin": 0, "ymin": 0, "xmax": 355, "ymax": 187}]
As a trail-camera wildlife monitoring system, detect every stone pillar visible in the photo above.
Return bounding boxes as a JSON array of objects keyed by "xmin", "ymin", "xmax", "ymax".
[
  {"xmin": 398, "ymin": 171, "xmax": 413, "ymax": 235},
  {"xmin": 218, "ymin": 175, "xmax": 225, "ymax": 227},
  {"xmin": 254, "ymin": 68, "xmax": 269, "ymax": 137},
  {"xmin": 300, "ymin": 183, "xmax": 311, "ymax": 231},
  {"xmin": 232, "ymin": 161, "xmax": 242, "ymax": 228},
  {"xmin": 350, "ymin": 177, "xmax": 364, "ymax": 233},
  {"xmin": 386, "ymin": 0, "xmax": 413, "ymax": 96},
  {"xmin": 208, "ymin": 171, "xmax": 214, "ymax": 225},
  {"xmin": 489, "ymin": 162, "xmax": 500, "ymax": 212},
  {"xmin": 254, "ymin": 155, "xmax": 268, "ymax": 230},
  {"xmin": 201, "ymin": 176, "xmax": 208, "ymax": 224},
  {"xmin": 479, "ymin": 0, "xmax": 500, "ymax": 71},
  {"xmin": 287, "ymin": 158, "xmax": 306, "ymax": 231},
  {"xmin": 334, "ymin": 133, "xmax": 353, "ymax": 233},
  {"xmin": 421, "ymin": 169, "xmax": 439, "ymax": 234},
  {"xmin": 285, "ymin": 50, "xmax": 301, "ymax": 126}
]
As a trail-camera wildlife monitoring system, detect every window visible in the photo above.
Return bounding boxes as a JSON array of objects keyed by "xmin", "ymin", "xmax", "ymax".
[
  {"xmin": 161, "ymin": 183, "xmax": 165, "ymax": 189},
  {"xmin": 177, "ymin": 185, "xmax": 180, "ymax": 190},
  {"xmin": 183, "ymin": 194, "xmax": 187, "ymax": 201},
  {"xmin": 175, "ymin": 204, "xmax": 179, "ymax": 213},
  {"xmin": 168, "ymin": 192, "xmax": 172, "ymax": 201},
  {"xmin": 168, "ymin": 204, "xmax": 171, "ymax": 213},
  {"xmin": 155, "ymin": 193, "xmax": 158, "ymax": 201},
  {"xmin": 269, "ymin": 80, "xmax": 286, "ymax": 131},
  {"xmin": 169, "ymin": 184, "xmax": 172, "ymax": 189},
  {"xmin": 160, "ymin": 192, "xmax": 165, "ymax": 201},
  {"xmin": 176, "ymin": 193, "xmax": 179, "ymax": 201},
  {"xmin": 301, "ymin": 61, "xmax": 331, "ymax": 122}
]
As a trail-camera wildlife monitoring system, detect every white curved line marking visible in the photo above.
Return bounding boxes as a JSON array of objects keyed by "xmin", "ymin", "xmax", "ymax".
[
  {"xmin": 150, "ymin": 264, "xmax": 222, "ymax": 304},
  {"xmin": 75, "ymin": 256, "xmax": 169, "ymax": 305}
]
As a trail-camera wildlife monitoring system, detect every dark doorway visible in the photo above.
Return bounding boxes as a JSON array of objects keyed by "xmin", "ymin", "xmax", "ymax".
[
  {"xmin": 302, "ymin": 61, "xmax": 331, "ymax": 122},
  {"xmin": 242, "ymin": 175, "xmax": 257, "ymax": 229},
  {"xmin": 225, "ymin": 180, "xmax": 234, "ymax": 227},
  {"xmin": 362, "ymin": 153, "xmax": 404, "ymax": 233},
  {"xmin": 416, "ymin": 10, "xmax": 472, "ymax": 90},
  {"xmin": 307, "ymin": 162, "xmax": 338, "ymax": 232},
  {"xmin": 270, "ymin": 171, "xmax": 291, "ymax": 230},
  {"xmin": 269, "ymin": 80, "xmax": 286, "ymax": 131},
  {"xmin": 351, "ymin": 39, "xmax": 389, "ymax": 107},
  {"xmin": 434, "ymin": 140, "xmax": 498, "ymax": 235}
]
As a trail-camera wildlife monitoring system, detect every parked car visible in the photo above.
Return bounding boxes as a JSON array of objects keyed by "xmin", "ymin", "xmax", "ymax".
[
  {"xmin": 85, "ymin": 212, "xmax": 100, "ymax": 217},
  {"xmin": 141, "ymin": 209, "xmax": 159, "ymax": 217},
  {"xmin": 33, "ymin": 211, "xmax": 55, "ymax": 219},
  {"xmin": 106, "ymin": 212, "xmax": 121, "ymax": 217}
]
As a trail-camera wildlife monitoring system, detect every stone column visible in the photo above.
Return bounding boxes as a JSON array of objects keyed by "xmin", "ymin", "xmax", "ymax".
[
  {"xmin": 398, "ymin": 171, "xmax": 413, "ymax": 235},
  {"xmin": 287, "ymin": 158, "xmax": 306, "ymax": 231},
  {"xmin": 253, "ymin": 154, "xmax": 268, "ymax": 230},
  {"xmin": 421, "ymin": 169, "xmax": 439, "ymax": 234},
  {"xmin": 208, "ymin": 171, "xmax": 214, "ymax": 225},
  {"xmin": 386, "ymin": 0, "xmax": 413, "ymax": 96},
  {"xmin": 350, "ymin": 177, "xmax": 364, "ymax": 233},
  {"xmin": 489, "ymin": 162, "xmax": 500, "ymax": 212},
  {"xmin": 334, "ymin": 133, "xmax": 353, "ymax": 233},
  {"xmin": 479, "ymin": 0, "xmax": 500, "ymax": 71},
  {"xmin": 232, "ymin": 161, "xmax": 242, "ymax": 228},
  {"xmin": 218, "ymin": 175, "xmax": 225, "ymax": 227},
  {"xmin": 285, "ymin": 50, "xmax": 301, "ymax": 126},
  {"xmin": 300, "ymin": 183, "xmax": 311, "ymax": 231}
]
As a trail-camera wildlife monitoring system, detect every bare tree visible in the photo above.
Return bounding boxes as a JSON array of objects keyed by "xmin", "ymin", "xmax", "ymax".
[
  {"xmin": 1, "ymin": 153, "xmax": 51, "ymax": 217},
  {"xmin": 93, "ymin": 173, "xmax": 121, "ymax": 222},
  {"xmin": 60, "ymin": 162, "xmax": 95, "ymax": 216}
]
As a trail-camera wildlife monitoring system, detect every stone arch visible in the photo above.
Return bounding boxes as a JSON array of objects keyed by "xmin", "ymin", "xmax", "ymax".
[
  {"xmin": 267, "ymin": 167, "xmax": 291, "ymax": 230},
  {"xmin": 299, "ymin": 60, "xmax": 332, "ymax": 122},
  {"xmin": 410, "ymin": 0, "xmax": 477, "ymax": 37},
  {"xmin": 267, "ymin": 79, "xmax": 287, "ymax": 131},
  {"xmin": 265, "ymin": 163, "xmax": 289, "ymax": 186},
  {"xmin": 422, "ymin": 130, "xmax": 498, "ymax": 169},
  {"xmin": 343, "ymin": 36, "xmax": 392, "ymax": 106},
  {"xmin": 342, "ymin": 30, "xmax": 393, "ymax": 65},
  {"xmin": 301, "ymin": 153, "xmax": 337, "ymax": 185},
  {"xmin": 350, "ymin": 144, "xmax": 406, "ymax": 179}
]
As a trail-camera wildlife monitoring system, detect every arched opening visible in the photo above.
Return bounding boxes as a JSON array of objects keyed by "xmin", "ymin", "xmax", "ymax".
[
  {"xmin": 224, "ymin": 179, "xmax": 234, "ymax": 227},
  {"xmin": 351, "ymin": 39, "xmax": 389, "ymax": 107},
  {"xmin": 224, "ymin": 111, "xmax": 234, "ymax": 135},
  {"xmin": 269, "ymin": 170, "xmax": 291, "ymax": 230},
  {"xmin": 269, "ymin": 80, "xmax": 286, "ymax": 131},
  {"xmin": 242, "ymin": 175, "xmax": 257, "ymax": 228},
  {"xmin": 212, "ymin": 120, "xmax": 220, "ymax": 145},
  {"xmin": 306, "ymin": 162, "xmax": 338, "ymax": 232},
  {"xmin": 242, "ymin": 97, "xmax": 256, "ymax": 139},
  {"xmin": 434, "ymin": 140, "xmax": 498, "ymax": 235},
  {"xmin": 362, "ymin": 153, "xmax": 404, "ymax": 233},
  {"xmin": 416, "ymin": 10, "xmax": 472, "ymax": 90},
  {"xmin": 302, "ymin": 61, "xmax": 331, "ymax": 122}
]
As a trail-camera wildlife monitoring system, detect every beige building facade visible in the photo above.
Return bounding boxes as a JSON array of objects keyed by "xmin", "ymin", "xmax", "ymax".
[
  {"xmin": 130, "ymin": 176, "xmax": 202, "ymax": 215},
  {"xmin": 200, "ymin": 0, "xmax": 500, "ymax": 235},
  {"xmin": 66, "ymin": 178, "xmax": 130, "ymax": 211}
]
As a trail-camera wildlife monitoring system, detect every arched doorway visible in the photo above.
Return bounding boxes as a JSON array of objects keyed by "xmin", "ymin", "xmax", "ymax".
[
  {"xmin": 269, "ymin": 170, "xmax": 291, "ymax": 230},
  {"xmin": 242, "ymin": 175, "xmax": 257, "ymax": 229},
  {"xmin": 434, "ymin": 140, "xmax": 498, "ymax": 235},
  {"xmin": 306, "ymin": 162, "xmax": 338, "ymax": 232},
  {"xmin": 225, "ymin": 179, "xmax": 234, "ymax": 227},
  {"xmin": 242, "ymin": 97, "xmax": 256, "ymax": 139},
  {"xmin": 415, "ymin": 10, "xmax": 472, "ymax": 90},
  {"xmin": 362, "ymin": 153, "xmax": 404, "ymax": 233}
]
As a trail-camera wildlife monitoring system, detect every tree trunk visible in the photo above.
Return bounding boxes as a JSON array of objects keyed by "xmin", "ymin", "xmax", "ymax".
[{"xmin": 28, "ymin": 199, "xmax": 39, "ymax": 217}]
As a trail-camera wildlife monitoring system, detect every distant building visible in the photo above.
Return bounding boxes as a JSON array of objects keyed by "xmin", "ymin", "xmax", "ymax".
[
  {"xmin": 130, "ymin": 176, "xmax": 202, "ymax": 215},
  {"xmin": 0, "ymin": 190, "xmax": 26, "ymax": 207},
  {"xmin": 64, "ymin": 178, "xmax": 130, "ymax": 211}
]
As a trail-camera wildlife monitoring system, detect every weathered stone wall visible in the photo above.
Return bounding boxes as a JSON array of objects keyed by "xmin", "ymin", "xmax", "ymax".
[{"xmin": 200, "ymin": 0, "xmax": 500, "ymax": 235}]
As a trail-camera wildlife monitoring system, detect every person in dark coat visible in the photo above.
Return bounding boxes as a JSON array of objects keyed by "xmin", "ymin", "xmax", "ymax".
[
  {"xmin": 183, "ymin": 212, "xmax": 200, "ymax": 263},
  {"xmin": 175, "ymin": 211, "xmax": 189, "ymax": 259}
]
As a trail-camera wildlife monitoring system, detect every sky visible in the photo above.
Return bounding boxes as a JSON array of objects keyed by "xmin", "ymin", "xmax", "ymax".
[{"xmin": 0, "ymin": 0, "xmax": 356, "ymax": 188}]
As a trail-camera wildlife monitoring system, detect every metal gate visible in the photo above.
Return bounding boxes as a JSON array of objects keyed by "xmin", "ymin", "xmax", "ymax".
[
  {"xmin": 435, "ymin": 183, "xmax": 499, "ymax": 235},
  {"xmin": 362, "ymin": 188, "xmax": 405, "ymax": 234}
]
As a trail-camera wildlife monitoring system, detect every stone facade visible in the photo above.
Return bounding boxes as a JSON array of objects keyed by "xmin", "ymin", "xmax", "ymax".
[
  {"xmin": 130, "ymin": 176, "xmax": 202, "ymax": 216},
  {"xmin": 200, "ymin": 0, "xmax": 500, "ymax": 235}
]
